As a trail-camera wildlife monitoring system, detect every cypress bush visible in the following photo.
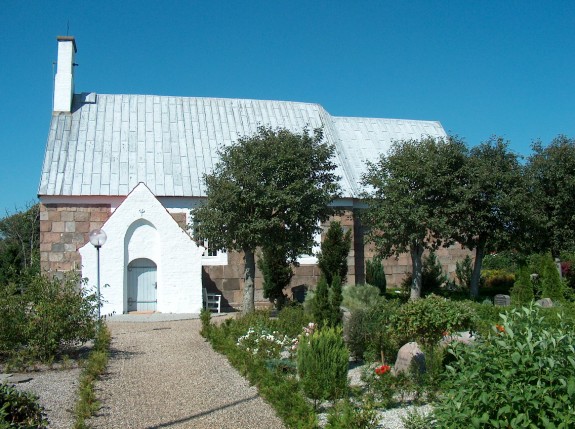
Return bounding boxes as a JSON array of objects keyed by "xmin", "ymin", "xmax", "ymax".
[
  {"xmin": 257, "ymin": 245, "xmax": 293, "ymax": 309},
  {"xmin": 329, "ymin": 275, "xmax": 343, "ymax": 327},
  {"xmin": 541, "ymin": 253, "xmax": 564, "ymax": 301},
  {"xmin": 297, "ymin": 326, "xmax": 349, "ymax": 403},
  {"xmin": 317, "ymin": 221, "xmax": 351, "ymax": 285},
  {"xmin": 365, "ymin": 257, "xmax": 386, "ymax": 295},
  {"xmin": 510, "ymin": 266, "xmax": 534, "ymax": 305}
]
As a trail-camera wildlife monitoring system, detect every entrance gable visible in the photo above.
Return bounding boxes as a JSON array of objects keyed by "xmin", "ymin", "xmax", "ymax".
[{"xmin": 79, "ymin": 183, "xmax": 204, "ymax": 315}]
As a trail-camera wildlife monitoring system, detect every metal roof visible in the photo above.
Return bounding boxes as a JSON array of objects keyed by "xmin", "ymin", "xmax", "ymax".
[{"xmin": 38, "ymin": 93, "xmax": 446, "ymax": 199}]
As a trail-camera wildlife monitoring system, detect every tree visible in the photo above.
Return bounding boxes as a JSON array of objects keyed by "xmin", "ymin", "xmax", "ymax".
[
  {"xmin": 317, "ymin": 221, "xmax": 351, "ymax": 285},
  {"xmin": 0, "ymin": 203, "xmax": 40, "ymax": 284},
  {"xmin": 527, "ymin": 135, "xmax": 575, "ymax": 257},
  {"xmin": 361, "ymin": 137, "xmax": 467, "ymax": 300},
  {"xmin": 451, "ymin": 137, "xmax": 529, "ymax": 298},
  {"xmin": 257, "ymin": 243, "xmax": 293, "ymax": 310},
  {"xmin": 365, "ymin": 257, "xmax": 386, "ymax": 295},
  {"xmin": 191, "ymin": 126, "xmax": 340, "ymax": 314}
]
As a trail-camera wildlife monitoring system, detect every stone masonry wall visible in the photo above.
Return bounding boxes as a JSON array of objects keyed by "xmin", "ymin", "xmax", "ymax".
[{"xmin": 40, "ymin": 203, "xmax": 111, "ymax": 272}]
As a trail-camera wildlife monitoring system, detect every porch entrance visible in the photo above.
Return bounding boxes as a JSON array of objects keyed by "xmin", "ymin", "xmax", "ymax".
[{"xmin": 128, "ymin": 258, "xmax": 157, "ymax": 312}]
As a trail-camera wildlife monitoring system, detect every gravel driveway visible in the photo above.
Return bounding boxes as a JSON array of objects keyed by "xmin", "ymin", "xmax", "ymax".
[{"xmin": 88, "ymin": 316, "xmax": 285, "ymax": 429}]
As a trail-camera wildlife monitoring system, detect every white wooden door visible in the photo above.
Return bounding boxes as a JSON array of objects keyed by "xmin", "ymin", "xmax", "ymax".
[{"xmin": 128, "ymin": 259, "xmax": 157, "ymax": 312}]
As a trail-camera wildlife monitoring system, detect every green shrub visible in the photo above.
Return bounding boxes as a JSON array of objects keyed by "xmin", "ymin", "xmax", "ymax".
[
  {"xmin": 0, "ymin": 273, "xmax": 98, "ymax": 363},
  {"xmin": 325, "ymin": 398, "xmax": 378, "ymax": 428},
  {"xmin": 510, "ymin": 265, "xmax": 534, "ymax": 305},
  {"xmin": 342, "ymin": 283, "xmax": 384, "ymax": 312},
  {"xmin": 257, "ymin": 244, "xmax": 293, "ymax": 309},
  {"xmin": 0, "ymin": 383, "xmax": 48, "ymax": 428},
  {"xmin": 365, "ymin": 257, "xmax": 386, "ymax": 295},
  {"xmin": 480, "ymin": 269, "xmax": 515, "ymax": 296},
  {"xmin": 297, "ymin": 326, "xmax": 349, "ymax": 403},
  {"xmin": 395, "ymin": 294, "xmax": 475, "ymax": 348},
  {"xmin": 275, "ymin": 305, "xmax": 313, "ymax": 339},
  {"xmin": 402, "ymin": 408, "xmax": 436, "ymax": 429},
  {"xmin": 329, "ymin": 275, "xmax": 343, "ymax": 327},
  {"xmin": 199, "ymin": 307, "xmax": 211, "ymax": 337},
  {"xmin": 344, "ymin": 299, "xmax": 400, "ymax": 361},
  {"xmin": 317, "ymin": 221, "xmax": 352, "ymax": 285},
  {"xmin": 401, "ymin": 251, "xmax": 448, "ymax": 296},
  {"xmin": 455, "ymin": 255, "xmax": 473, "ymax": 290},
  {"xmin": 434, "ymin": 304, "xmax": 575, "ymax": 427},
  {"xmin": 541, "ymin": 253, "xmax": 565, "ymax": 301}
]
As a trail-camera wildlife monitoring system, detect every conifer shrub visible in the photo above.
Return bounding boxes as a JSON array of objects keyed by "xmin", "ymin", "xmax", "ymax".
[
  {"xmin": 510, "ymin": 266, "xmax": 534, "ymax": 305},
  {"xmin": 540, "ymin": 253, "xmax": 565, "ymax": 301},
  {"xmin": 455, "ymin": 255, "xmax": 473, "ymax": 290},
  {"xmin": 434, "ymin": 304, "xmax": 575, "ymax": 427},
  {"xmin": 311, "ymin": 276, "xmax": 331, "ymax": 328},
  {"xmin": 329, "ymin": 275, "xmax": 343, "ymax": 327},
  {"xmin": 257, "ymin": 245, "xmax": 293, "ymax": 309},
  {"xmin": 297, "ymin": 326, "xmax": 349, "ymax": 403},
  {"xmin": 317, "ymin": 221, "xmax": 351, "ymax": 285},
  {"xmin": 365, "ymin": 257, "xmax": 386, "ymax": 295}
]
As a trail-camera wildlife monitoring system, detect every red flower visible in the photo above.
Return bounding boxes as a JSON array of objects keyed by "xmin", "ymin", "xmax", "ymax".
[
  {"xmin": 375, "ymin": 364, "xmax": 391, "ymax": 375},
  {"xmin": 496, "ymin": 324, "xmax": 505, "ymax": 333}
]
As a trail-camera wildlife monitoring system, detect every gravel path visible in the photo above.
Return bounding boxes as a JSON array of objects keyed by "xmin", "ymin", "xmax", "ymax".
[{"xmin": 88, "ymin": 317, "xmax": 285, "ymax": 429}]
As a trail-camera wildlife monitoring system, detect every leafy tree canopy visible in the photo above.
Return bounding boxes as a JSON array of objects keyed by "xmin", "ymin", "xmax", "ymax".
[
  {"xmin": 361, "ymin": 136, "xmax": 467, "ymax": 299},
  {"xmin": 527, "ymin": 135, "xmax": 575, "ymax": 257},
  {"xmin": 191, "ymin": 126, "xmax": 340, "ymax": 312},
  {"xmin": 451, "ymin": 137, "xmax": 529, "ymax": 297}
]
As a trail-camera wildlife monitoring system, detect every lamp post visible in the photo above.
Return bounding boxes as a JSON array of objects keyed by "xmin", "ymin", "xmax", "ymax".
[{"xmin": 89, "ymin": 228, "xmax": 107, "ymax": 319}]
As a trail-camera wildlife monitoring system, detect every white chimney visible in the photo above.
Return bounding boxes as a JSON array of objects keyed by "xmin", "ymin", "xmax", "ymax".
[{"xmin": 53, "ymin": 36, "xmax": 77, "ymax": 112}]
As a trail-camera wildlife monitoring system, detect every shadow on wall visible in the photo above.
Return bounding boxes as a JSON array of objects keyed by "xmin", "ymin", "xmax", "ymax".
[{"xmin": 202, "ymin": 268, "xmax": 233, "ymax": 311}]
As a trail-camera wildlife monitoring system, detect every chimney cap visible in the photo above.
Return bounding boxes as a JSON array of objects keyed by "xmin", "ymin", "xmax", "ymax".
[{"xmin": 56, "ymin": 36, "xmax": 77, "ymax": 53}]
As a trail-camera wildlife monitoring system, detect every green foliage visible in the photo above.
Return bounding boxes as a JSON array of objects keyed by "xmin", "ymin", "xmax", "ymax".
[
  {"xmin": 199, "ymin": 307, "xmax": 211, "ymax": 337},
  {"xmin": 73, "ymin": 322, "xmax": 111, "ymax": 429},
  {"xmin": 275, "ymin": 305, "xmax": 313, "ymax": 339},
  {"xmin": 191, "ymin": 126, "xmax": 340, "ymax": 313},
  {"xmin": 451, "ymin": 138, "xmax": 530, "ymax": 298},
  {"xmin": 325, "ymin": 398, "xmax": 378, "ymax": 429},
  {"xmin": 0, "ymin": 203, "xmax": 40, "ymax": 285},
  {"xmin": 257, "ymin": 244, "xmax": 293, "ymax": 309},
  {"xmin": 344, "ymin": 299, "xmax": 400, "ymax": 361},
  {"xmin": 482, "ymin": 251, "xmax": 522, "ymax": 271},
  {"xmin": 312, "ymin": 276, "xmax": 331, "ymax": 328},
  {"xmin": 365, "ymin": 257, "xmax": 386, "ymax": 295},
  {"xmin": 400, "ymin": 251, "xmax": 448, "ymax": 296},
  {"xmin": 361, "ymin": 136, "xmax": 468, "ymax": 300},
  {"xmin": 480, "ymin": 269, "xmax": 515, "ymax": 296},
  {"xmin": 0, "ymin": 383, "xmax": 48, "ymax": 428},
  {"xmin": 342, "ymin": 283, "xmax": 384, "ymax": 312},
  {"xmin": 455, "ymin": 255, "xmax": 473, "ymax": 290},
  {"xmin": 434, "ymin": 304, "xmax": 575, "ymax": 427},
  {"xmin": 203, "ymin": 312, "xmax": 317, "ymax": 428},
  {"xmin": 0, "ymin": 273, "xmax": 98, "ymax": 364},
  {"xmin": 395, "ymin": 294, "xmax": 475, "ymax": 348},
  {"xmin": 510, "ymin": 266, "xmax": 535, "ymax": 305},
  {"xmin": 402, "ymin": 409, "xmax": 436, "ymax": 429},
  {"xmin": 297, "ymin": 326, "xmax": 349, "ymax": 403},
  {"xmin": 541, "ymin": 253, "xmax": 565, "ymax": 301},
  {"xmin": 528, "ymin": 135, "xmax": 575, "ymax": 256},
  {"xmin": 317, "ymin": 221, "xmax": 352, "ymax": 285},
  {"xmin": 329, "ymin": 275, "xmax": 343, "ymax": 327}
]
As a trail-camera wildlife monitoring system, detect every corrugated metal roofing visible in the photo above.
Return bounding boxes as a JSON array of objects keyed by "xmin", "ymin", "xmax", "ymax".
[{"xmin": 38, "ymin": 93, "xmax": 447, "ymax": 199}]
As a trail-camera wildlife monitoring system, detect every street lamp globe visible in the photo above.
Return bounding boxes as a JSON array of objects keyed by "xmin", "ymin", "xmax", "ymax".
[{"xmin": 89, "ymin": 229, "xmax": 107, "ymax": 248}]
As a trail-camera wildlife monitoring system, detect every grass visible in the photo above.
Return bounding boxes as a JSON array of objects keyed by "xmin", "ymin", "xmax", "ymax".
[{"xmin": 72, "ymin": 322, "xmax": 111, "ymax": 429}]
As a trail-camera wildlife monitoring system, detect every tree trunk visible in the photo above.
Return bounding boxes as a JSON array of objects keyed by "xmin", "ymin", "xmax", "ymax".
[
  {"xmin": 242, "ymin": 248, "xmax": 256, "ymax": 314},
  {"xmin": 410, "ymin": 242, "xmax": 424, "ymax": 301},
  {"xmin": 470, "ymin": 239, "xmax": 486, "ymax": 299}
]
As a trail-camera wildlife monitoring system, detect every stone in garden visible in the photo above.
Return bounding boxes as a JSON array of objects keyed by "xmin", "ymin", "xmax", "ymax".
[
  {"xmin": 9, "ymin": 374, "xmax": 33, "ymax": 384},
  {"xmin": 440, "ymin": 331, "xmax": 475, "ymax": 347},
  {"xmin": 494, "ymin": 294, "xmax": 511, "ymax": 306},
  {"xmin": 393, "ymin": 342, "xmax": 426, "ymax": 375},
  {"xmin": 536, "ymin": 298, "xmax": 554, "ymax": 308},
  {"xmin": 0, "ymin": 373, "xmax": 13, "ymax": 383}
]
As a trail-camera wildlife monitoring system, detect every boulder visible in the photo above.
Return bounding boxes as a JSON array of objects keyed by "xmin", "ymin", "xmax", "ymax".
[
  {"xmin": 536, "ymin": 298, "xmax": 554, "ymax": 308},
  {"xmin": 393, "ymin": 342, "xmax": 426, "ymax": 375}
]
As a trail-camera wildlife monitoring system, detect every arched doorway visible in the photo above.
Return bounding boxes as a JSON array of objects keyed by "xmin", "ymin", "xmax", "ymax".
[{"xmin": 127, "ymin": 258, "xmax": 157, "ymax": 312}]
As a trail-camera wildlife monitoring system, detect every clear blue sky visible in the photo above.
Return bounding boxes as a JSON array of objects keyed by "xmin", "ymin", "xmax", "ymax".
[{"xmin": 1, "ymin": 1, "xmax": 574, "ymax": 214}]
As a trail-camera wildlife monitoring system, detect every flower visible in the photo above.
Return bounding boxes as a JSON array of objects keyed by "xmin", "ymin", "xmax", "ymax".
[
  {"xmin": 375, "ymin": 364, "xmax": 391, "ymax": 375},
  {"xmin": 496, "ymin": 324, "xmax": 505, "ymax": 333}
]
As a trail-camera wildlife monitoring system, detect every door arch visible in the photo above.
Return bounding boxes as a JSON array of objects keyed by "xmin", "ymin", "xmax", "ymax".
[{"xmin": 127, "ymin": 258, "xmax": 157, "ymax": 312}]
